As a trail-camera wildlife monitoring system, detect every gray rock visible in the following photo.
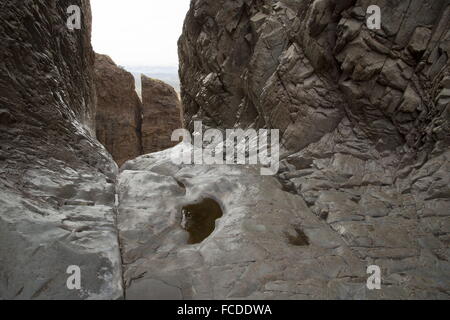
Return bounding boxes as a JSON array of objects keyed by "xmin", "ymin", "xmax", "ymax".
[
  {"xmin": 1, "ymin": 0, "xmax": 449, "ymax": 300},
  {"xmin": 0, "ymin": 0, "xmax": 123, "ymax": 299},
  {"xmin": 117, "ymin": 145, "xmax": 369, "ymax": 299}
]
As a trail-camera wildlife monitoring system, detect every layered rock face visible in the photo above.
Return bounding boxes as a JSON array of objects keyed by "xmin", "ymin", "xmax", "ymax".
[
  {"xmin": 141, "ymin": 75, "xmax": 182, "ymax": 154},
  {"xmin": 173, "ymin": 0, "xmax": 450, "ymax": 298},
  {"xmin": 1, "ymin": 0, "xmax": 449, "ymax": 300},
  {"xmin": 0, "ymin": 0, "xmax": 122, "ymax": 299},
  {"xmin": 179, "ymin": 0, "xmax": 450, "ymax": 152},
  {"xmin": 94, "ymin": 63, "xmax": 182, "ymax": 167},
  {"xmin": 94, "ymin": 53, "xmax": 143, "ymax": 167}
]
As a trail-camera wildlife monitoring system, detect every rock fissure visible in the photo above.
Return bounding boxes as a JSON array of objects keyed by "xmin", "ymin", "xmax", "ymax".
[{"xmin": 94, "ymin": 55, "xmax": 182, "ymax": 167}]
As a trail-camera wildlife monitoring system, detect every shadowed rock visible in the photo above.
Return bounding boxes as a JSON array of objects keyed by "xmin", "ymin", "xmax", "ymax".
[
  {"xmin": 0, "ymin": 0, "xmax": 122, "ymax": 299},
  {"xmin": 141, "ymin": 75, "xmax": 183, "ymax": 154},
  {"xmin": 181, "ymin": 198, "xmax": 223, "ymax": 244}
]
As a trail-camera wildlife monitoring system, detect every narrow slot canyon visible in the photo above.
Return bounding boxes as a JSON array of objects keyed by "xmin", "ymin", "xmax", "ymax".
[{"xmin": 0, "ymin": 0, "xmax": 449, "ymax": 301}]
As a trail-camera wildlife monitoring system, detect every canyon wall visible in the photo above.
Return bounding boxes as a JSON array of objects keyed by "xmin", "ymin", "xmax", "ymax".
[
  {"xmin": 94, "ymin": 53, "xmax": 143, "ymax": 167},
  {"xmin": 0, "ymin": 0, "xmax": 448, "ymax": 300},
  {"xmin": 94, "ymin": 60, "xmax": 182, "ymax": 166},
  {"xmin": 141, "ymin": 75, "xmax": 183, "ymax": 154},
  {"xmin": 174, "ymin": 0, "xmax": 450, "ymax": 298},
  {"xmin": 0, "ymin": 0, "xmax": 122, "ymax": 299},
  {"xmin": 179, "ymin": 0, "xmax": 449, "ymax": 152}
]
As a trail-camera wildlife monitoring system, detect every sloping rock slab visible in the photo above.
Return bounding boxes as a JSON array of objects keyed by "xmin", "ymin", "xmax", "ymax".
[{"xmin": 118, "ymin": 145, "xmax": 372, "ymax": 299}]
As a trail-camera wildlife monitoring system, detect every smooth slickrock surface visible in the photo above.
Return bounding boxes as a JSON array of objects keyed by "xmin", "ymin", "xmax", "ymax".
[
  {"xmin": 117, "ymin": 144, "xmax": 448, "ymax": 299},
  {"xmin": 94, "ymin": 53, "xmax": 143, "ymax": 167},
  {"xmin": 118, "ymin": 145, "xmax": 368, "ymax": 299},
  {"xmin": 0, "ymin": 0, "xmax": 123, "ymax": 299},
  {"xmin": 141, "ymin": 75, "xmax": 183, "ymax": 154}
]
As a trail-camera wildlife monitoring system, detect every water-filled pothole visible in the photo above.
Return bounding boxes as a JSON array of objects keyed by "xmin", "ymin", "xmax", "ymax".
[
  {"xmin": 285, "ymin": 226, "xmax": 309, "ymax": 246},
  {"xmin": 181, "ymin": 198, "xmax": 223, "ymax": 244}
]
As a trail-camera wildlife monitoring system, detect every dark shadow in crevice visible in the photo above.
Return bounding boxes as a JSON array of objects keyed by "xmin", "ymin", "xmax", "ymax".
[
  {"xmin": 285, "ymin": 226, "xmax": 310, "ymax": 246},
  {"xmin": 181, "ymin": 198, "xmax": 223, "ymax": 244}
]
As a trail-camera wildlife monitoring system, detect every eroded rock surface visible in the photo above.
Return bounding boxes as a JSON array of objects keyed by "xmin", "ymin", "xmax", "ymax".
[
  {"xmin": 278, "ymin": 119, "xmax": 450, "ymax": 298},
  {"xmin": 173, "ymin": 0, "xmax": 450, "ymax": 298},
  {"xmin": 141, "ymin": 75, "xmax": 183, "ymax": 154},
  {"xmin": 117, "ymin": 144, "xmax": 449, "ymax": 299},
  {"xmin": 94, "ymin": 53, "xmax": 143, "ymax": 167},
  {"xmin": 1, "ymin": 0, "xmax": 449, "ymax": 300},
  {"xmin": 179, "ymin": 0, "xmax": 450, "ymax": 152},
  {"xmin": 0, "ymin": 0, "xmax": 122, "ymax": 299},
  {"xmin": 118, "ymin": 145, "xmax": 368, "ymax": 299}
]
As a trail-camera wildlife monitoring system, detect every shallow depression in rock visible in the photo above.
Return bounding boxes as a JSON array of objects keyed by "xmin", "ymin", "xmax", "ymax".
[
  {"xmin": 181, "ymin": 198, "xmax": 223, "ymax": 244},
  {"xmin": 285, "ymin": 227, "xmax": 309, "ymax": 246}
]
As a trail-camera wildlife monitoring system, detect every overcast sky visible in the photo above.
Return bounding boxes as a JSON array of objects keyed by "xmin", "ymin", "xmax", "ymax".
[{"xmin": 91, "ymin": 0, "xmax": 191, "ymax": 67}]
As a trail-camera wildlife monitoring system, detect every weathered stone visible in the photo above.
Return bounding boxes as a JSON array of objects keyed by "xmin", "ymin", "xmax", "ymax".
[
  {"xmin": 407, "ymin": 27, "xmax": 432, "ymax": 58},
  {"xmin": 0, "ymin": 0, "xmax": 122, "ymax": 299},
  {"xmin": 1, "ymin": 0, "xmax": 449, "ymax": 300},
  {"xmin": 179, "ymin": 0, "xmax": 450, "ymax": 151},
  {"xmin": 94, "ymin": 59, "xmax": 183, "ymax": 167},
  {"xmin": 94, "ymin": 53, "xmax": 143, "ymax": 167},
  {"xmin": 176, "ymin": 0, "xmax": 450, "ymax": 299},
  {"xmin": 141, "ymin": 75, "xmax": 182, "ymax": 154},
  {"xmin": 117, "ymin": 145, "xmax": 369, "ymax": 299}
]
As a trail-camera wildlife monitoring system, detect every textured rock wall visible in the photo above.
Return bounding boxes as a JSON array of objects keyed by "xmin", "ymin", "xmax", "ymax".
[
  {"xmin": 0, "ymin": 0, "xmax": 122, "ymax": 299},
  {"xmin": 179, "ymin": 0, "xmax": 450, "ymax": 152},
  {"xmin": 94, "ymin": 53, "xmax": 143, "ymax": 167},
  {"xmin": 141, "ymin": 75, "xmax": 182, "ymax": 154},
  {"xmin": 94, "ymin": 63, "xmax": 182, "ymax": 166},
  {"xmin": 176, "ymin": 0, "xmax": 450, "ymax": 298},
  {"xmin": 1, "ymin": 0, "xmax": 448, "ymax": 300}
]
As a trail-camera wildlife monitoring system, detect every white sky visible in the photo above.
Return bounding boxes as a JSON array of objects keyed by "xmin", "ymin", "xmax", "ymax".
[{"xmin": 91, "ymin": 0, "xmax": 191, "ymax": 67}]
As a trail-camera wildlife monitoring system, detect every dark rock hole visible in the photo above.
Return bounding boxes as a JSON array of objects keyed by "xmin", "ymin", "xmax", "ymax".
[
  {"xmin": 285, "ymin": 227, "xmax": 309, "ymax": 246},
  {"xmin": 181, "ymin": 198, "xmax": 223, "ymax": 244}
]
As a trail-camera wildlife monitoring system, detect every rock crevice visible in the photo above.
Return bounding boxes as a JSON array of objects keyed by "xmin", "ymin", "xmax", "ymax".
[{"xmin": 94, "ymin": 58, "xmax": 183, "ymax": 167}]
